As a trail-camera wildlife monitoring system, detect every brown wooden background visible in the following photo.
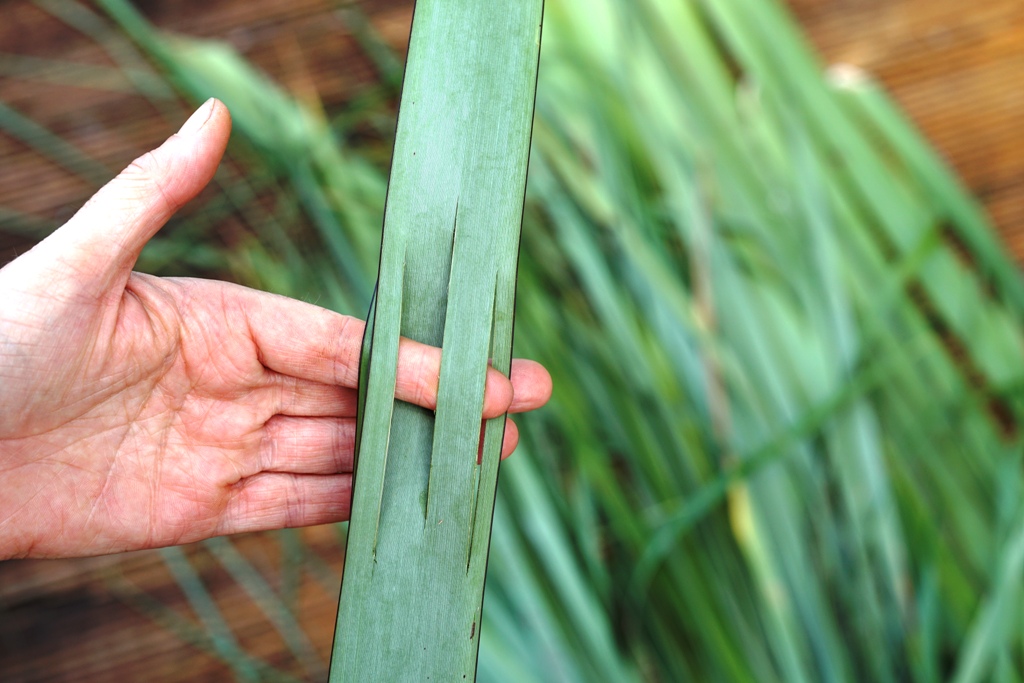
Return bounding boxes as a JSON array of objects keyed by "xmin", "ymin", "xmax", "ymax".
[{"xmin": 0, "ymin": 0, "xmax": 1021, "ymax": 681}]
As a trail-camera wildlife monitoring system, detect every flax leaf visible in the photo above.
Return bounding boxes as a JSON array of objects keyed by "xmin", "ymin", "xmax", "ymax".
[{"xmin": 330, "ymin": 2, "xmax": 543, "ymax": 681}]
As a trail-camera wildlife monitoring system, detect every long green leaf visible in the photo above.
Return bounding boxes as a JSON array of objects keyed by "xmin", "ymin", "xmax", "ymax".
[{"xmin": 330, "ymin": 2, "xmax": 543, "ymax": 680}]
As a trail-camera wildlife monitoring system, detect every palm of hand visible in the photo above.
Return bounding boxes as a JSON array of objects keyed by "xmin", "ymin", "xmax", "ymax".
[{"xmin": 1, "ymin": 272, "xmax": 363, "ymax": 557}]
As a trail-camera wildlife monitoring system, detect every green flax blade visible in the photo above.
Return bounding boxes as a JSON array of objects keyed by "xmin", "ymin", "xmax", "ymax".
[{"xmin": 330, "ymin": 2, "xmax": 543, "ymax": 681}]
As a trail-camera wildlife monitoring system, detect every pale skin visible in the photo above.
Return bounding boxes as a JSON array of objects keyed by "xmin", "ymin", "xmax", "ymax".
[{"xmin": 0, "ymin": 99, "xmax": 552, "ymax": 560}]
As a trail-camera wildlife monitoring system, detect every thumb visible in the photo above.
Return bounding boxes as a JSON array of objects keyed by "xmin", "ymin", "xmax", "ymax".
[{"xmin": 34, "ymin": 98, "xmax": 231, "ymax": 291}]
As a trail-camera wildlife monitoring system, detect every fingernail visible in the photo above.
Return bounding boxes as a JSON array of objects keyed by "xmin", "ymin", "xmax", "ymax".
[{"xmin": 177, "ymin": 98, "xmax": 216, "ymax": 136}]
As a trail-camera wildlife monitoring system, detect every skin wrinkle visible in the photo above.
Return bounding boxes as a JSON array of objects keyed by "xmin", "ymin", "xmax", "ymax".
[
  {"xmin": 0, "ymin": 472, "xmax": 49, "ymax": 527},
  {"xmin": 160, "ymin": 445, "xmax": 210, "ymax": 545},
  {"xmin": 225, "ymin": 472, "xmax": 352, "ymax": 533},
  {"xmin": 257, "ymin": 416, "xmax": 356, "ymax": 475},
  {"xmin": 205, "ymin": 285, "xmax": 238, "ymax": 386},
  {"xmin": 186, "ymin": 395, "xmax": 258, "ymax": 482},
  {"xmin": 46, "ymin": 252, "xmax": 107, "ymax": 303},
  {"xmin": 158, "ymin": 385, "xmax": 234, "ymax": 540},
  {"xmin": 51, "ymin": 465, "xmax": 79, "ymax": 550},
  {"xmin": 271, "ymin": 373, "xmax": 323, "ymax": 416},
  {"xmin": 0, "ymin": 458, "xmax": 78, "ymax": 557},
  {"xmin": 54, "ymin": 323, "xmax": 181, "ymax": 550},
  {"xmin": 178, "ymin": 283, "xmax": 253, "ymax": 398},
  {"xmin": 325, "ymin": 420, "xmax": 352, "ymax": 473},
  {"xmin": 120, "ymin": 150, "xmax": 181, "ymax": 226},
  {"xmin": 54, "ymin": 452, "xmax": 108, "ymax": 549},
  {"xmin": 3, "ymin": 410, "xmax": 118, "ymax": 469},
  {"xmin": 225, "ymin": 303, "xmax": 264, "ymax": 387},
  {"xmin": 147, "ymin": 417, "xmax": 164, "ymax": 550},
  {"xmin": 283, "ymin": 475, "xmax": 303, "ymax": 528},
  {"xmin": 117, "ymin": 284, "xmax": 164, "ymax": 365},
  {"xmin": 0, "ymin": 309, "xmax": 56, "ymax": 333},
  {"xmin": 326, "ymin": 419, "xmax": 355, "ymax": 473},
  {"xmin": 328, "ymin": 315, "xmax": 360, "ymax": 387},
  {"xmin": 184, "ymin": 396, "xmax": 228, "ymax": 473},
  {"xmin": 209, "ymin": 425, "xmax": 258, "ymax": 485},
  {"xmin": 222, "ymin": 475, "xmax": 262, "ymax": 534},
  {"xmin": 8, "ymin": 421, "xmax": 103, "ymax": 471},
  {"xmin": 121, "ymin": 275, "xmax": 182, "ymax": 377},
  {"xmin": 246, "ymin": 294, "xmax": 271, "ymax": 373},
  {"xmin": 156, "ymin": 447, "xmax": 219, "ymax": 543},
  {"xmin": 80, "ymin": 382, "xmax": 152, "ymax": 535}
]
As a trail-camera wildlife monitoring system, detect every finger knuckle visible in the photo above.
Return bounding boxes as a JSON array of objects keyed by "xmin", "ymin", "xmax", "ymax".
[{"xmin": 327, "ymin": 315, "xmax": 363, "ymax": 386}]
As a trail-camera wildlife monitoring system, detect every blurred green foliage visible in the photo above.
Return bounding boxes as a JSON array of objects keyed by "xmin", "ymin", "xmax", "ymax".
[{"xmin": 2, "ymin": 0, "xmax": 1023, "ymax": 681}]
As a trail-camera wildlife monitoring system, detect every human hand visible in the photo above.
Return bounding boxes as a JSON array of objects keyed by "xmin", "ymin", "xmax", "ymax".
[{"xmin": 0, "ymin": 99, "xmax": 551, "ymax": 560}]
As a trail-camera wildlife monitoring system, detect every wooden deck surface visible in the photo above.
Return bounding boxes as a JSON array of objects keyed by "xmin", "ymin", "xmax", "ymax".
[
  {"xmin": 0, "ymin": 0, "xmax": 1021, "ymax": 681},
  {"xmin": 793, "ymin": 0, "xmax": 1024, "ymax": 259}
]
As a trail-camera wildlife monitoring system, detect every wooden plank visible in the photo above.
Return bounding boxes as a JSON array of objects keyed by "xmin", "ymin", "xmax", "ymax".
[{"xmin": 787, "ymin": 0, "xmax": 1024, "ymax": 263}]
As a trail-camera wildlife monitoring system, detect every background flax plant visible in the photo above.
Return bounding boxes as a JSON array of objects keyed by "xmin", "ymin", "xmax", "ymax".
[{"xmin": 1, "ymin": 0, "xmax": 1022, "ymax": 681}]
